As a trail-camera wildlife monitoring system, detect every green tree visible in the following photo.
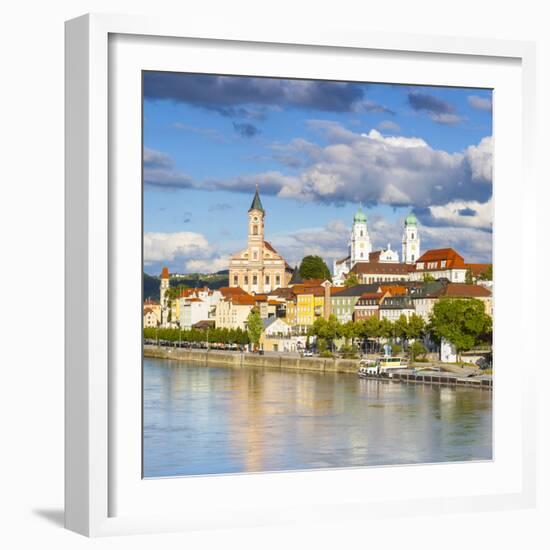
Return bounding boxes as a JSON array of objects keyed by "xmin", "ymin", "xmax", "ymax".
[
  {"xmin": 422, "ymin": 273, "xmax": 436, "ymax": 282},
  {"xmin": 299, "ymin": 255, "xmax": 331, "ymax": 281},
  {"xmin": 310, "ymin": 314, "xmax": 341, "ymax": 351},
  {"xmin": 394, "ymin": 314, "xmax": 409, "ymax": 344},
  {"xmin": 379, "ymin": 318, "xmax": 394, "ymax": 340},
  {"xmin": 465, "ymin": 269, "xmax": 473, "ymax": 284},
  {"xmin": 246, "ymin": 307, "xmax": 263, "ymax": 349},
  {"xmin": 429, "ymin": 298, "xmax": 492, "ymax": 360},
  {"xmin": 344, "ymin": 273, "xmax": 360, "ymax": 287},
  {"xmin": 407, "ymin": 314, "xmax": 426, "ymax": 341},
  {"xmin": 479, "ymin": 265, "xmax": 493, "ymax": 281},
  {"xmin": 409, "ymin": 341, "xmax": 427, "ymax": 361}
]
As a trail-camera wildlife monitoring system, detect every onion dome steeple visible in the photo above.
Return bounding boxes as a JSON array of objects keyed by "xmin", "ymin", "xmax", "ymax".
[{"xmin": 354, "ymin": 205, "xmax": 367, "ymax": 223}]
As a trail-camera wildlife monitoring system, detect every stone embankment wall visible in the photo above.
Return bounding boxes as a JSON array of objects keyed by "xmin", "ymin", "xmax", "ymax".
[{"xmin": 143, "ymin": 345, "xmax": 358, "ymax": 374}]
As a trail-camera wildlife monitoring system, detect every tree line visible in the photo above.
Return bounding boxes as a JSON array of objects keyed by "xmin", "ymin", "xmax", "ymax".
[{"xmin": 143, "ymin": 326, "xmax": 250, "ymax": 346}]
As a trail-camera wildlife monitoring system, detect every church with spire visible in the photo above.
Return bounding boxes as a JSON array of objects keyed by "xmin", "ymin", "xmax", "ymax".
[{"xmin": 229, "ymin": 186, "xmax": 293, "ymax": 294}]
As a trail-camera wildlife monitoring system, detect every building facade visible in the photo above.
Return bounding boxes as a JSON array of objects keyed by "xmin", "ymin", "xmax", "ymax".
[{"xmin": 229, "ymin": 187, "xmax": 292, "ymax": 294}]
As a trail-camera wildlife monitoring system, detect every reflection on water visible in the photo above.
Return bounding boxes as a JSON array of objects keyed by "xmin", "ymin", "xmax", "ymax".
[{"xmin": 143, "ymin": 358, "xmax": 492, "ymax": 477}]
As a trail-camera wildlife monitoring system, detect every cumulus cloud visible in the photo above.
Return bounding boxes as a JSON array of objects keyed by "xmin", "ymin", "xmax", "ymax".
[
  {"xmin": 415, "ymin": 197, "xmax": 493, "ymax": 231},
  {"xmin": 144, "ymin": 147, "xmax": 194, "ymax": 190},
  {"xmin": 144, "ymin": 231, "xmax": 229, "ymax": 274},
  {"xmin": 208, "ymin": 126, "xmax": 492, "ymax": 208},
  {"xmin": 146, "ymin": 127, "xmax": 493, "ymax": 212},
  {"xmin": 408, "ymin": 91, "xmax": 463, "ymax": 125},
  {"xmin": 468, "ymin": 95, "xmax": 492, "ymax": 112},
  {"xmin": 142, "ymin": 73, "xmax": 397, "ymax": 119},
  {"xmin": 465, "ymin": 136, "xmax": 493, "ymax": 182}
]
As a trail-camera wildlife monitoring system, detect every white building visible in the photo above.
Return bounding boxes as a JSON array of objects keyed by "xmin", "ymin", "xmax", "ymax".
[{"xmin": 178, "ymin": 288, "xmax": 221, "ymax": 329}]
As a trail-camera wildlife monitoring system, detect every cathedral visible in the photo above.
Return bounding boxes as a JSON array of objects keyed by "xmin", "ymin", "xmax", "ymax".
[
  {"xmin": 332, "ymin": 206, "xmax": 420, "ymax": 285},
  {"xmin": 229, "ymin": 187, "xmax": 293, "ymax": 294}
]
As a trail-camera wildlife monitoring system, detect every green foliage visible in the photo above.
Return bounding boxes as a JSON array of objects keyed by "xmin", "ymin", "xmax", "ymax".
[
  {"xmin": 310, "ymin": 314, "xmax": 341, "ymax": 344},
  {"xmin": 298, "ymin": 255, "xmax": 331, "ymax": 281},
  {"xmin": 429, "ymin": 298, "xmax": 492, "ymax": 356},
  {"xmin": 344, "ymin": 273, "xmax": 360, "ymax": 287},
  {"xmin": 317, "ymin": 338, "xmax": 328, "ymax": 353},
  {"xmin": 391, "ymin": 343, "xmax": 402, "ymax": 355},
  {"xmin": 143, "ymin": 326, "xmax": 249, "ymax": 346},
  {"xmin": 465, "ymin": 269, "xmax": 473, "ymax": 284},
  {"xmin": 357, "ymin": 316, "xmax": 381, "ymax": 339},
  {"xmin": 319, "ymin": 350, "xmax": 334, "ymax": 358},
  {"xmin": 247, "ymin": 308, "xmax": 263, "ymax": 347},
  {"xmin": 339, "ymin": 343, "xmax": 359, "ymax": 359},
  {"xmin": 409, "ymin": 341, "xmax": 427, "ymax": 361},
  {"xmin": 478, "ymin": 265, "xmax": 493, "ymax": 281},
  {"xmin": 378, "ymin": 318, "xmax": 394, "ymax": 340},
  {"xmin": 422, "ymin": 273, "xmax": 436, "ymax": 282}
]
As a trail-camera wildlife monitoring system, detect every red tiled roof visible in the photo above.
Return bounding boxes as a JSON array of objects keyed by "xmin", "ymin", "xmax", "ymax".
[
  {"xmin": 160, "ymin": 267, "xmax": 170, "ymax": 279},
  {"xmin": 219, "ymin": 286, "xmax": 247, "ymax": 297},
  {"xmin": 416, "ymin": 248, "xmax": 465, "ymax": 269},
  {"xmin": 143, "ymin": 307, "xmax": 154, "ymax": 315},
  {"xmin": 231, "ymin": 295, "xmax": 256, "ymax": 306},
  {"xmin": 438, "ymin": 283, "xmax": 492, "ymax": 298},
  {"xmin": 369, "ymin": 251, "xmax": 382, "ymax": 262}
]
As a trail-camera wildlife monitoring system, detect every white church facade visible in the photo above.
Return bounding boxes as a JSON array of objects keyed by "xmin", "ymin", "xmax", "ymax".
[{"xmin": 332, "ymin": 207, "xmax": 420, "ymax": 286}]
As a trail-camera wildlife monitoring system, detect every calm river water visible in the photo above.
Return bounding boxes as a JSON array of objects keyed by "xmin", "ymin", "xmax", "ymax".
[{"xmin": 143, "ymin": 357, "xmax": 492, "ymax": 477}]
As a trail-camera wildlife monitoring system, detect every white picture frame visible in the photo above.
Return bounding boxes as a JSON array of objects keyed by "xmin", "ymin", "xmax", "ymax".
[{"xmin": 65, "ymin": 13, "xmax": 537, "ymax": 537}]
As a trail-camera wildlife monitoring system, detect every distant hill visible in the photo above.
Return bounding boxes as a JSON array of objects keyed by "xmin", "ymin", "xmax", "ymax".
[{"xmin": 143, "ymin": 271, "xmax": 229, "ymax": 301}]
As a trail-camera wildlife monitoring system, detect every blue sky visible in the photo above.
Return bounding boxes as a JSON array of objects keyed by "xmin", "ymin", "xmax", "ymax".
[{"xmin": 143, "ymin": 73, "xmax": 493, "ymax": 275}]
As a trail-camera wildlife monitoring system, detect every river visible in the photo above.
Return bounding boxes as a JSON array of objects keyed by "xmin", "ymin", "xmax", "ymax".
[{"xmin": 143, "ymin": 357, "xmax": 492, "ymax": 477}]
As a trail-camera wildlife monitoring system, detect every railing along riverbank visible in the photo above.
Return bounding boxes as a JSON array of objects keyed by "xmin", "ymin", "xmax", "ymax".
[{"xmin": 144, "ymin": 345, "xmax": 493, "ymax": 389}]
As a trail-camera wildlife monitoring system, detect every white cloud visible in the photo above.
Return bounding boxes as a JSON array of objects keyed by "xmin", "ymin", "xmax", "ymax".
[
  {"xmin": 465, "ymin": 136, "xmax": 493, "ymax": 182},
  {"xmin": 426, "ymin": 198, "xmax": 493, "ymax": 230},
  {"xmin": 200, "ymin": 124, "xmax": 493, "ymax": 209},
  {"xmin": 185, "ymin": 256, "xmax": 229, "ymax": 273},
  {"xmin": 468, "ymin": 95, "xmax": 492, "ymax": 112},
  {"xmin": 144, "ymin": 232, "xmax": 211, "ymax": 264}
]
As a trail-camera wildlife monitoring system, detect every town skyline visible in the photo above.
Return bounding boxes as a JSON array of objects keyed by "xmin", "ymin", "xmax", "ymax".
[{"xmin": 144, "ymin": 73, "xmax": 493, "ymax": 275}]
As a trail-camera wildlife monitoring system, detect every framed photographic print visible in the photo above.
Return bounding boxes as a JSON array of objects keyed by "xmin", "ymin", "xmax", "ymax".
[{"xmin": 65, "ymin": 13, "xmax": 537, "ymax": 536}]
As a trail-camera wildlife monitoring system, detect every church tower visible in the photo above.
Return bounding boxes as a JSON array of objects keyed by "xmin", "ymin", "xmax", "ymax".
[
  {"xmin": 160, "ymin": 266, "xmax": 170, "ymax": 326},
  {"xmin": 350, "ymin": 205, "xmax": 372, "ymax": 264},
  {"xmin": 402, "ymin": 212, "xmax": 420, "ymax": 264}
]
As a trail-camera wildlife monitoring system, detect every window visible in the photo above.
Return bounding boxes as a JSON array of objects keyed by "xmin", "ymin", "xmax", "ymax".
[
  {"xmin": 265, "ymin": 275, "xmax": 270, "ymax": 285},
  {"xmin": 360, "ymin": 230, "xmax": 364, "ymax": 237},
  {"xmin": 411, "ymin": 254, "xmax": 415, "ymax": 262},
  {"xmin": 253, "ymin": 251, "xmax": 258, "ymax": 260},
  {"xmin": 252, "ymin": 225, "xmax": 258, "ymax": 235},
  {"xmin": 233, "ymin": 275, "xmax": 238, "ymax": 285},
  {"xmin": 411, "ymin": 233, "xmax": 415, "ymax": 240},
  {"xmin": 244, "ymin": 276, "xmax": 249, "ymax": 285},
  {"xmin": 276, "ymin": 275, "xmax": 281, "ymax": 286}
]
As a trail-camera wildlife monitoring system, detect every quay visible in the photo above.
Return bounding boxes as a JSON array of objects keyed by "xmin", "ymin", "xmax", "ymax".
[{"xmin": 144, "ymin": 345, "xmax": 492, "ymax": 389}]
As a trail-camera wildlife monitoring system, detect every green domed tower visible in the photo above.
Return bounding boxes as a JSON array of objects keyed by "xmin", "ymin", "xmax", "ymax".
[
  {"xmin": 402, "ymin": 211, "xmax": 420, "ymax": 264},
  {"xmin": 351, "ymin": 205, "xmax": 371, "ymax": 263}
]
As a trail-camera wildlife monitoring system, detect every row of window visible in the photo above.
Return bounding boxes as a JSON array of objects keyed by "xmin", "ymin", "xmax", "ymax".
[{"xmin": 233, "ymin": 274, "xmax": 281, "ymax": 286}]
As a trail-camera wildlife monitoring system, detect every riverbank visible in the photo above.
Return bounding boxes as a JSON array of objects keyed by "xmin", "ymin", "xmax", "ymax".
[
  {"xmin": 144, "ymin": 345, "xmax": 359, "ymax": 373},
  {"xmin": 143, "ymin": 345, "xmax": 493, "ymax": 390}
]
